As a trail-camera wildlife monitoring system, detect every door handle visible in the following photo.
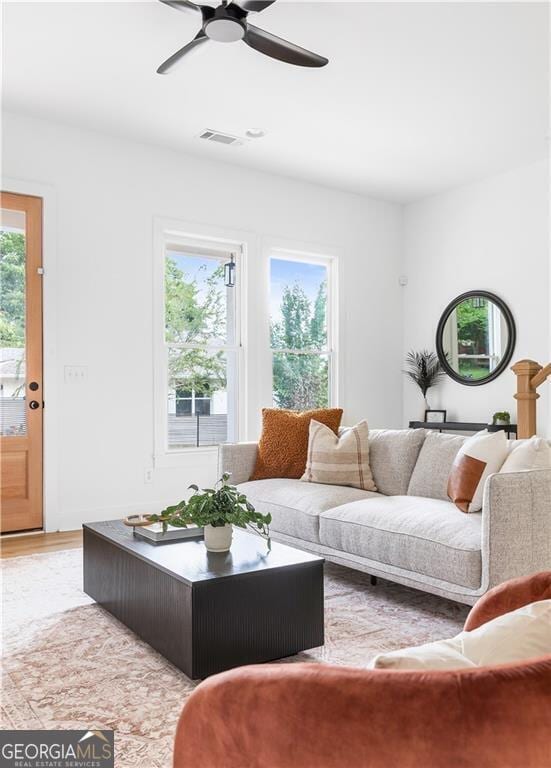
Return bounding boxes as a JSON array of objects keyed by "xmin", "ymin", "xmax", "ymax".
[{"xmin": 29, "ymin": 400, "xmax": 40, "ymax": 410}]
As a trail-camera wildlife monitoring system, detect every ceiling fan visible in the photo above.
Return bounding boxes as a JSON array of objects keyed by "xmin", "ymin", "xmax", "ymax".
[{"xmin": 156, "ymin": 0, "xmax": 329, "ymax": 73}]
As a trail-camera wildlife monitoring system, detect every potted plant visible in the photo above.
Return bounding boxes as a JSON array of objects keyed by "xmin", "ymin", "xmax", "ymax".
[
  {"xmin": 403, "ymin": 349, "xmax": 445, "ymax": 415},
  {"xmin": 492, "ymin": 411, "xmax": 511, "ymax": 426},
  {"xmin": 148, "ymin": 473, "xmax": 272, "ymax": 553}
]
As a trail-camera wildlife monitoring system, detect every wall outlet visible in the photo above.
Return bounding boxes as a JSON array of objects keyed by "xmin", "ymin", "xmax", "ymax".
[
  {"xmin": 64, "ymin": 365, "xmax": 88, "ymax": 382},
  {"xmin": 144, "ymin": 468, "xmax": 154, "ymax": 484}
]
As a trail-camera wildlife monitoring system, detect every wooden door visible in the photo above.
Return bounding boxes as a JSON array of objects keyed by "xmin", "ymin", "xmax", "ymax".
[{"xmin": 0, "ymin": 192, "xmax": 43, "ymax": 532}]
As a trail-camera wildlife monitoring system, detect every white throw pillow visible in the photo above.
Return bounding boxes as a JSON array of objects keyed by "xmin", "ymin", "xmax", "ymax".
[
  {"xmin": 447, "ymin": 429, "xmax": 508, "ymax": 512},
  {"xmin": 370, "ymin": 599, "xmax": 551, "ymax": 670},
  {"xmin": 500, "ymin": 437, "xmax": 551, "ymax": 473},
  {"xmin": 371, "ymin": 636, "xmax": 475, "ymax": 670}
]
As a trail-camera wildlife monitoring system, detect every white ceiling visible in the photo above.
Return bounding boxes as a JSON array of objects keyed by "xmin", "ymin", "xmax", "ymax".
[{"xmin": 2, "ymin": 1, "xmax": 549, "ymax": 202}]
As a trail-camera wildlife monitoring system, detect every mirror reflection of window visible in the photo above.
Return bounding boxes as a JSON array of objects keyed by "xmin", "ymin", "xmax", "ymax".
[
  {"xmin": 488, "ymin": 302, "xmax": 509, "ymax": 373},
  {"xmin": 439, "ymin": 293, "xmax": 514, "ymax": 385},
  {"xmin": 457, "ymin": 297, "xmax": 490, "ymax": 380}
]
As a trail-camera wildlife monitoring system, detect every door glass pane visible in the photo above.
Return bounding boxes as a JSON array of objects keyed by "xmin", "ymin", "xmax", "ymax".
[
  {"xmin": 270, "ymin": 259, "xmax": 328, "ymax": 351},
  {"xmin": 0, "ymin": 208, "xmax": 26, "ymax": 436},
  {"xmin": 272, "ymin": 352, "xmax": 329, "ymax": 410},
  {"xmin": 165, "ymin": 249, "xmax": 235, "ymax": 346},
  {"xmin": 168, "ymin": 347, "xmax": 236, "ymax": 448}
]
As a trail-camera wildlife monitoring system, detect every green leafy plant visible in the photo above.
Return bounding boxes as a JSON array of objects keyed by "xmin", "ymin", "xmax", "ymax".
[
  {"xmin": 403, "ymin": 350, "xmax": 445, "ymax": 399},
  {"xmin": 492, "ymin": 411, "xmax": 511, "ymax": 425},
  {"xmin": 148, "ymin": 473, "xmax": 272, "ymax": 546}
]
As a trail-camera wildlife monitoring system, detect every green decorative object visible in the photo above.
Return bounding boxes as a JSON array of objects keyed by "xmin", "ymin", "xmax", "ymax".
[
  {"xmin": 492, "ymin": 411, "xmax": 511, "ymax": 425},
  {"xmin": 148, "ymin": 473, "xmax": 272, "ymax": 551}
]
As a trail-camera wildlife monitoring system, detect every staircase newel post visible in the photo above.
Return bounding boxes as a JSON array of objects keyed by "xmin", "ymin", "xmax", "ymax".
[{"xmin": 511, "ymin": 359, "xmax": 542, "ymax": 438}]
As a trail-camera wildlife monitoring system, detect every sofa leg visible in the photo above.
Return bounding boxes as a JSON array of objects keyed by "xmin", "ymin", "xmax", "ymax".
[{"xmin": 370, "ymin": 575, "xmax": 377, "ymax": 586}]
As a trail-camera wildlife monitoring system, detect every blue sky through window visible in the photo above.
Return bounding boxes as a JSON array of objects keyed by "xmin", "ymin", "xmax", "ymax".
[
  {"xmin": 167, "ymin": 251, "xmax": 223, "ymax": 302},
  {"xmin": 166, "ymin": 250, "xmax": 231, "ymax": 345},
  {"xmin": 270, "ymin": 258, "xmax": 327, "ymax": 325}
]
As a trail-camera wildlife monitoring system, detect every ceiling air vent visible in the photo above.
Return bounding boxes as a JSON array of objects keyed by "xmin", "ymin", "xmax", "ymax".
[{"xmin": 199, "ymin": 129, "xmax": 243, "ymax": 147}]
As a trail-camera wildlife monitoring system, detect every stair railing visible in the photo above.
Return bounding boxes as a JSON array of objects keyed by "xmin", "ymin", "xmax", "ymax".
[{"xmin": 511, "ymin": 360, "xmax": 551, "ymax": 438}]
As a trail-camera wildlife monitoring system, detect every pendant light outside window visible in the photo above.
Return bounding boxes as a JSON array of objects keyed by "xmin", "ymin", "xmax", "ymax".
[{"xmin": 224, "ymin": 254, "xmax": 236, "ymax": 288}]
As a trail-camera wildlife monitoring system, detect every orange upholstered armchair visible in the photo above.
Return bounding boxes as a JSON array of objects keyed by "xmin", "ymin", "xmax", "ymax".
[{"xmin": 173, "ymin": 572, "xmax": 551, "ymax": 768}]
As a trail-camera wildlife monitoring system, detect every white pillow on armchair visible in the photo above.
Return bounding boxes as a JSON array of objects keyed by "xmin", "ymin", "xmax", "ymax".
[{"xmin": 370, "ymin": 599, "xmax": 551, "ymax": 670}]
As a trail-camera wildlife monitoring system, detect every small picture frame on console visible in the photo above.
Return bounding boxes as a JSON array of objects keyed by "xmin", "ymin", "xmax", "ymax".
[{"xmin": 425, "ymin": 409, "xmax": 447, "ymax": 424}]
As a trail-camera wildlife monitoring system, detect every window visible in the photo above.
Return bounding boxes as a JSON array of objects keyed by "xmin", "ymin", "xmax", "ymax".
[
  {"xmin": 270, "ymin": 255, "xmax": 335, "ymax": 410},
  {"xmin": 0, "ymin": 208, "xmax": 26, "ymax": 437},
  {"xmin": 175, "ymin": 386, "xmax": 211, "ymax": 416},
  {"xmin": 161, "ymin": 240, "xmax": 240, "ymax": 450}
]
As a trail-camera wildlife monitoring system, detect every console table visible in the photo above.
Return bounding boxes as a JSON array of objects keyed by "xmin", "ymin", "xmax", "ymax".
[{"xmin": 408, "ymin": 421, "xmax": 518, "ymax": 438}]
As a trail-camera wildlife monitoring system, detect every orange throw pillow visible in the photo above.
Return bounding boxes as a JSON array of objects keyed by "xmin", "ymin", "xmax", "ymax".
[{"xmin": 251, "ymin": 408, "xmax": 344, "ymax": 480}]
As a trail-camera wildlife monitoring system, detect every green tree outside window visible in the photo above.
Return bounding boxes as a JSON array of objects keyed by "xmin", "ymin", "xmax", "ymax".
[{"xmin": 271, "ymin": 280, "xmax": 328, "ymax": 410}]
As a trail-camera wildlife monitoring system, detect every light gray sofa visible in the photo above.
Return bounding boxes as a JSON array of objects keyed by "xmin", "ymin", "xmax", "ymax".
[{"xmin": 219, "ymin": 429, "xmax": 551, "ymax": 605}]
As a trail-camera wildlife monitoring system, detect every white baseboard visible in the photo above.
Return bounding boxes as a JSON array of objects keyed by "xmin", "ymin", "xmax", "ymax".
[{"xmin": 46, "ymin": 501, "xmax": 170, "ymax": 533}]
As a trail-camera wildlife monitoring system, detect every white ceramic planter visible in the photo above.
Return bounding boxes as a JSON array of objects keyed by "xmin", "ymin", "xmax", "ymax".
[{"xmin": 204, "ymin": 523, "xmax": 233, "ymax": 553}]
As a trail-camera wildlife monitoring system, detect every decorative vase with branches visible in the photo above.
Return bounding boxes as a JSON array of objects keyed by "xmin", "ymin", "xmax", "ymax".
[{"xmin": 403, "ymin": 349, "xmax": 445, "ymax": 414}]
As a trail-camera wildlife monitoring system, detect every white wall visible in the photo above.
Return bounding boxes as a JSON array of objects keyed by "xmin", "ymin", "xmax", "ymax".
[
  {"xmin": 2, "ymin": 112, "xmax": 404, "ymax": 531},
  {"xmin": 403, "ymin": 159, "xmax": 550, "ymax": 436}
]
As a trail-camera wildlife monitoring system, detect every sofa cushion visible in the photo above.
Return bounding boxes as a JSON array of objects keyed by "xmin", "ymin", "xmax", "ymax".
[
  {"xmin": 367, "ymin": 429, "xmax": 426, "ymax": 496},
  {"xmin": 448, "ymin": 430, "xmax": 509, "ymax": 512},
  {"xmin": 251, "ymin": 408, "xmax": 343, "ymax": 480},
  {"xmin": 500, "ymin": 437, "xmax": 551, "ymax": 473},
  {"xmin": 238, "ymin": 479, "xmax": 378, "ymax": 544},
  {"xmin": 408, "ymin": 431, "xmax": 466, "ymax": 500},
  {"xmin": 319, "ymin": 496, "xmax": 482, "ymax": 588},
  {"xmin": 302, "ymin": 419, "xmax": 377, "ymax": 491}
]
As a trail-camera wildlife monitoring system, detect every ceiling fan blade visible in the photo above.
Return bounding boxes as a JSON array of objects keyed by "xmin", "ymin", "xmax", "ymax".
[
  {"xmin": 244, "ymin": 24, "xmax": 328, "ymax": 67},
  {"xmin": 157, "ymin": 31, "xmax": 208, "ymax": 73},
  {"xmin": 231, "ymin": 0, "xmax": 277, "ymax": 12},
  {"xmin": 159, "ymin": 0, "xmax": 201, "ymax": 14}
]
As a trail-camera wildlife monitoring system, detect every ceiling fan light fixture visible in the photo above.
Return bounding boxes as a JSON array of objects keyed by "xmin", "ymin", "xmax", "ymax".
[{"xmin": 205, "ymin": 17, "xmax": 245, "ymax": 42}]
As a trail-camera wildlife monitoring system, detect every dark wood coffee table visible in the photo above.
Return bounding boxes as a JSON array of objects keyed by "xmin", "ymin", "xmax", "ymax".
[{"xmin": 83, "ymin": 520, "xmax": 324, "ymax": 679}]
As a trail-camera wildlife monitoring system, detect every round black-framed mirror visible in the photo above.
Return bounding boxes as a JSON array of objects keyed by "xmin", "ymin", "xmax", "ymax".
[{"xmin": 436, "ymin": 291, "xmax": 516, "ymax": 386}]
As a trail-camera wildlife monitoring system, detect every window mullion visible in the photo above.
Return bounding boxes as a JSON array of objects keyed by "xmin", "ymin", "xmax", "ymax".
[
  {"xmin": 271, "ymin": 348, "xmax": 330, "ymax": 355},
  {"xmin": 166, "ymin": 342, "xmax": 241, "ymax": 352}
]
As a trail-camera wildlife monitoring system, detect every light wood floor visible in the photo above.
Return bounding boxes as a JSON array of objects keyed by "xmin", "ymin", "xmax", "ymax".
[{"xmin": 0, "ymin": 530, "xmax": 82, "ymax": 558}]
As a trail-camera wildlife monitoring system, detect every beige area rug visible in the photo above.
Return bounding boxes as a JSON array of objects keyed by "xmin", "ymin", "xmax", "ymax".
[{"xmin": 2, "ymin": 548, "xmax": 469, "ymax": 767}]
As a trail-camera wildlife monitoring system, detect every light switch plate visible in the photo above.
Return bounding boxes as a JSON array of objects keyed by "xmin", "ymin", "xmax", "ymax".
[{"xmin": 64, "ymin": 365, "xmax": 88, "ymax": 382}]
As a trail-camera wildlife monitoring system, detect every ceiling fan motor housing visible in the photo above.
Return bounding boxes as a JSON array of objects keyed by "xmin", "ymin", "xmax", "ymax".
[{"xmin": 204, "ymin": 4, "xmax": 247, "ymax": 43}]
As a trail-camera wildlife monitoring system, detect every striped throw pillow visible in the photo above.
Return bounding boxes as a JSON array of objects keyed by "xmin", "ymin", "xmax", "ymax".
[{"xmin": 301, "ymin": 419, "xmax": 377, "ymax": 491}]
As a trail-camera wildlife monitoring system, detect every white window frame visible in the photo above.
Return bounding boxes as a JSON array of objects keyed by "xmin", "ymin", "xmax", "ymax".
[
  {"xmin": 153, "ymin": 218, "xmax": 247, "ymax": 466},
  {"xmin": 268, "ymin": 246, "xmax": 339, "ymax": 408}
]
